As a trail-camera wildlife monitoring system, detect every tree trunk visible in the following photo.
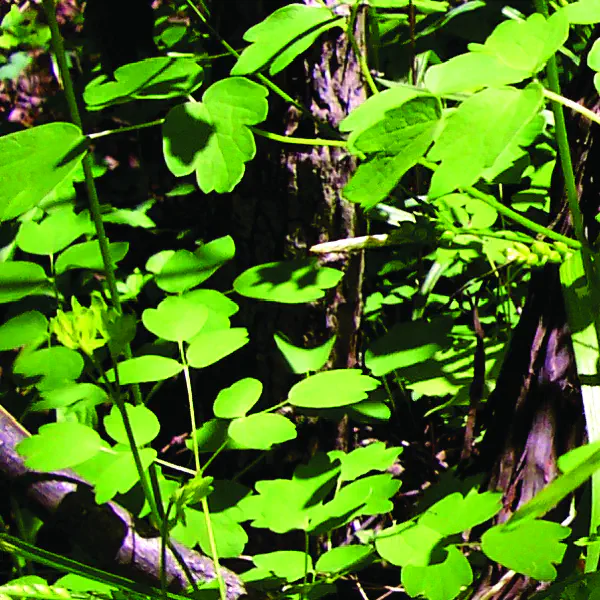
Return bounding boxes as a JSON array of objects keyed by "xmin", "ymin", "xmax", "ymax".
[{"xmin": 205, "ymin": 1, "xmax": 367, "ymax": 452}]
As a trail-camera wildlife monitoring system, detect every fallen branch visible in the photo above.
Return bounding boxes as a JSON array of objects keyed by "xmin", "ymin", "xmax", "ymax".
[{"xmin": 0, "ymin": 405, "xmax": 246, "ymax": 599}]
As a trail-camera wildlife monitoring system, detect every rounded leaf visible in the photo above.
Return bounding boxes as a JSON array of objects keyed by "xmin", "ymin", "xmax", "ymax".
[
  {"xmin": 106, "ymin": 355, "xmax": 183, "ymax": 384},
  {"xmin": 17, "ymin": 422, "xmax": 104, "ymax": 470},
  {"xmin": 104, "ymin": 403, "xmax": 160, "ymax": 446},
  {"xmin": 0, "ymin": 262, "xmax": 49, "ymax": 303},
  {"xmin": 288, "ymin": 369, "xmax": 379, "ymax": 408},
  {"xmin": 186, "ymin": 328, "xmax": 249, "ymax": 368},
  {"xmin": 214, "ymin": 378, "xmax": 263, "ymax": 418},
  {"xmin": 142, "ymin": 296, "xmax": 208, "ymax": 342},
  {"xmin": 228, "ymin": 413, "xmax": 296, "ymax": 449},
  {"xmin": 315, "ymin": 545, "xmax": 372, "ymax": 574},
  {"xmin": 0, "ymin": 311, "xmax": 48, "ymax": 350}
]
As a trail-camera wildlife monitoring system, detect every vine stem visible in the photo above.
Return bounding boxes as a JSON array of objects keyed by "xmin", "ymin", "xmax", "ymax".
[
  {"xmin": 544, "ymin": 87, "xmax": 600, "ymax": 128},
  {"xmin": 177, "ymin": 342, "xmax": 227, "ymax": 600},
  {"xmin": 42, "ymin": 0, "xmax": 163, "ymax": 551}
]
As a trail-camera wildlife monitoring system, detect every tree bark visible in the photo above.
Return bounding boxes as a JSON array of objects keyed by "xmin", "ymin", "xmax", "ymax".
[{"xmin": 0, "ymin": 405, "xmax": 245, "ymax": 599}]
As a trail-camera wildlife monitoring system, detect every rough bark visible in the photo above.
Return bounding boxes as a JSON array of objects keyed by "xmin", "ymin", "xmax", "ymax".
[{"xmin": 0, "ymin": 405, "xmax": 245, "ymax": 599}]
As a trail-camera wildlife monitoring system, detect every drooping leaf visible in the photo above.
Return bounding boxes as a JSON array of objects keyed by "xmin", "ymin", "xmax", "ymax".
[
  {"xmin": 76, "ymin": 445, "xmax": 157, "ymax": 504},
  {"xmin": 402, "ymin": 545, "xmax": 473, "ymax": 600},
  {"xmin": 228, "ymin": 413, "xmax": 297, "ymax": 449},
  {"xmin": 54, "ymin": 241, "xmax": 129, "ymax": 274},
  {"xmin": 365, "ymin": 317, "xmax": 453, "ymax": 377},
  {"xmin": 16, "ymin": 422, "xmax": 104, "ymax": 470},
  {"xmin": 315, "ymin": 545, "xmax": 373, "ymax": 574},
  {"xmin": 213, "ymin": 378, "xmax": 263, "ymax": 419},
  {"xmin": 0, "ymin": 123, "xmax": 86, "ymax": 221},
  {"xmin": 288, "ymin": 369, "xmax": 379, "ymax": 408},
  {"xmin": 186, "ymin": 328, "xmax": 249, "ymax": 368},
  {"xmin": 565, "ymin": 0, "xmax": 600, "ymax": 24},
  {"xmin": 16, "ymin": 209, "xmax": 91, "ymax": 255},
  {"xmin": 274, "ymin": 333, "xmax": 335, "ymax": 374},
  {"xmin": 231, "ymin": 4, "xmax": 341, "ymax": 76},
  {"xmin": 419, "ymin": 490, "xmax": 502, "ymax": 535},
  {"xmin": 428, "ymin": 84, "xmax": 544, "ymax": 198},
  {"xmin": 253, "ymin": 551, "xmax": 313, "ymax": 582},
  {"xmin": 142, "ymin": 295, "xmax": 208, "ymax": 342},
  {"xmin": 0, "ymin": 262, "xmax": 49, "ymax": 303},
  {"xmin": 183, "ymin": 289, "xmax": 239, "ymax": 317},
  {"xmin": 163, "ymin": 78, "xmax": 268, "ymax": 193},
  {"xmin": 329, "ymin": 442, "xmax": 403, "ymax": 482},
  {"xmin": 106, "ymin": 355, "xmax": 183, "ymax": 384},
  {"xmin": 0, "ymin": 311, "xmax": 47, "ymax": 350},
  {"xmin": 13, "ymin": 346, "xmax": 84, "ymax": 390},
  {"xmin": 344, "ymin": 96, "xmax": 442, "ymax": 209},
  {"xmin": 31, "ymin": 383, "xmax": 107, "ymax": 412},
  {"xmin": 104, "ymin": 403, "xmax": 160, "ymax": 447},
  {"xmin": 424, "ymin": 11, "xmax": 568, "ymax": 94},
  {"xmin": 233, "ymin": 259, "xmax": 343, "ymax": 303},
  {"xmin": 84, "ymin": 57, "xmax": 203, "ymax": 110},
  {"xmin": 481, "ymin": 520, "xmax": 569, "ymax": 580},
  {"xmin": 375, "ymin": 520, "xmax": 443, "ymax": 566}
]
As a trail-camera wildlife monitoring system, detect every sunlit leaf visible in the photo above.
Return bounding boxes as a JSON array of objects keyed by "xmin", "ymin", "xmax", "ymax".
[
  {"xmin": 104, "ymin": 403, "xmax": 160, "ymax": 447},
  {"xmin": 214, "ymin": 378, "xmax": 263, "ymax": 418},
  {"xmin": 274, "ymin": 333, "xmax": 335, "ymax": 374},
  {"xmin": 0, "ymin": 311, "xmax": 47, "ymax": 350},
  {"xmin": 186, "ymin": 328, "xmax": 249, "ymax": 368},
  {"xmin": 106, "ymin": 355, "xmax": 183, "ymax": 384},
  {"xmin": 228, "ymin": 413, "xmax": 296, "ymax": 449}
]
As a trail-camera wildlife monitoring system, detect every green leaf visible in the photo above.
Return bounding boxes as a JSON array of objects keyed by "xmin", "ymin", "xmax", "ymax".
[
  {"xmin": 16, "ymin": 422, "xmax": 104, "ymax": 470},
  {"xmin": 348, "ymin": 398, "xmax": 391, "ymax": 422},
  {"xmin": 365, "ymin": 317, "xmax": 453, "ymax": 377},
  {"xmin": 106, "ymin": 355, "xmax": 183, "ymax": 384},
  {"xmin": 186, "ymin": 328, "xmax": 249, "ymax": 368},
  {"xmin": 0, "ymin": 311, "xmax": 47, "ymax": 350},
  {"xmin": 315, "ymin": 546, "xmax": 372, "ymax": 574},
  {"xmin": 329, "ymin": 442, "xmax": 402, "ymax": 482},
  {"xmin": 16, "ymin": 209, "xmax": 90, "ymax": 255},
  {"xmin": 240, "ymin": 453, "xmax": 340, "ymax": 533},
  {"xmin": 55, "ymin": 574, "xmax": 114, "ymax": 594},
  {"xmin": 288, "ymin": 369, "xmax": 379, "ymax": 408},
  {"xmin": 84, "ymin": 57, "xmax": 203, "ymax": 110},
  {"xmin": 214, "ymin": 378, "xmax": 263, "ymax": 418},
  {"xmin": 402, "ymin": 545, "xmax": 473, "ymax": 600},
  {"xmin": 173, "ymin": 474, "xmax": 214, "ymax": 510},
  {"xmin": 253, "ymin": 551, "xmax": 313, "ymax": 582},
  {"xmin": 228, "ymin": 413, "xmax": 297, "ymax": 449},
  {"xmin": 233, "ymin": 259, "xmax": 343, "ymax": 303},
  {"xmin": 274, "ymin": 333, "xmax": 335, "ymax": 374},
  {"xmin": 375, "ymin": 520, "xmax": 443, "ymax": 567},
  {"xmin": 344, "ymin": 96, "xmax": 441, "ymax": 209},
  {"xmin": 419, "ymin": 490, "xmax": 502, "ymax": 536},
  {"xmin": 428, "ymin": 84, "xmax": 544, "ymax": 198},
  {"xmin": 194, "ymin": 235, "xmax": 236, "ymax": 280},
  {"xmin": 54, "ymin": 241, "xmax": 129, "ymax": 274},
  {"xmin": 163, "ymin": 78, "xmax": 268, "ymax": 193},
  {"xmin": 172, "ymin": 507, "xmax": 248, "ymax": 558},
  {"xmin": 14, "ymin": 346, "xmax": 84, "ymax": 390},
  {"xmin": 183, "ymin": 289, "xmax": 239, "ymax": 317},
  {"xmin": 481, "ymin": 520, "xmax": 569, "ymax": 580},
  {"xmin": 565, "ymin": 0, "xmax": 600, "ymax": 24},
  {"xmin": 424, "ymin": 12, "xmax": 568, "ymax": 94},
  {"xmin": 231, "ymin": 4, "xmax": 340, "ymax": 76},
  {"xmin": 339, "ymin": 87, "xmax": 420, "ymax": 134},
  {"xmin": 31, "ymin": 383, "xmax": 107, "ymax": 412},
  {"xmin": 104, "ymin": 403, "xmax": 160, "ymax": 447},
  {"xmin": 142, "ymin": 295, "xmax": 208, "ymax": 342},
  {"xmin": 433, "ymin": 193, "xmax": 498, "ymax": 230},
  {"xmin": 0, "ymin": 262, "xmax": 49, "ymax": 303},
  {"xmin": 0, "ymin": 123, "xmax": 86, "ymax": 221},
  {"xmin": 76, "ymin": 445, "xmax": 157, "ymax": 504}
]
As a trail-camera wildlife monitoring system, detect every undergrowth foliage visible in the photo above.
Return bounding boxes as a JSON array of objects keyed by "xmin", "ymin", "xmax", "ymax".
[{"xmin": 3, "ymin": 1, "xmax": 600, "ymax": 599}]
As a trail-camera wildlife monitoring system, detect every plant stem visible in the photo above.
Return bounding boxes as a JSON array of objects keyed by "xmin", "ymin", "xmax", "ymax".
[
  {"xmin": 252, "ymin": 127, "xmax": 347, "ymax": 148},
  {"xmin": 348, "ymin": 2, "xmax": 378, "ymax": 96},
  {"xmin": 88, "ymin": 118, "xmax": 166, "ymax": 139},
  {"xmin": 42, "ymin": 0, "xmax": 161, "ymax": 529},
  {"xmin": 544, "ymin": 88, "xmax": 600, "ymax": 128}
]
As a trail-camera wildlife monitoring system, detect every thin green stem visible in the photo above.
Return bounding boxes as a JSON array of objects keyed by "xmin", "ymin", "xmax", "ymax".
[
  {"xmin": 543, "ymin": 88, "xmax": 600, "ymax": 128},
  {"xmin": 348, "ymin": 2, "xmax": 378, "ymax": 96},
  {"xmin": 88, "ymin": 118, "xmax": 165, "ymax": 140},
  {"xmin": 177, "ymin": 341, "xmax": 226, "ymax": 600},
  {"xmin": 251, "ymin": 127, "xmax": 347, "ymax": 148},
  {"xmin": 42, "ymin": 0, "xmax": 161, "ymax": 529}
]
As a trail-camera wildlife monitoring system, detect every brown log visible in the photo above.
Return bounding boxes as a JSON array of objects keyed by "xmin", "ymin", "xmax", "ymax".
[{"xmin": 0, "ymin": 404, "xmax": 245, "ymax": 599}]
